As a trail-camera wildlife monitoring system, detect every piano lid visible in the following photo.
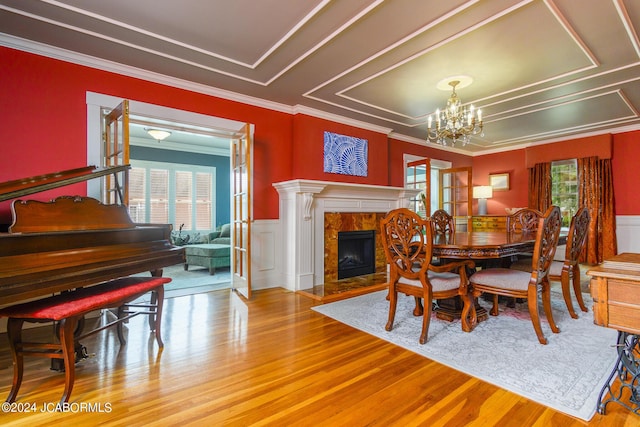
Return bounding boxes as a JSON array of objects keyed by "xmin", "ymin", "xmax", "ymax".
[
  {"xmin": 10, "ymin": 196, "xmax": 136, "ymax": 233},
  {"xmin": 0, "ymin": 165, "xmax": 131, "ymax": 203}
]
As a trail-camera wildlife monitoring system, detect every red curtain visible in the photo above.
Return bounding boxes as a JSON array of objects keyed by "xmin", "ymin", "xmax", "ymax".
[
  {"xmin": 528, "ymin": 163, "xmax": 551, "ymax": 212},
  {"xmin": 529, "ymin": 158, "xmax": 616, "ymax": 264},
  {"xmin": 578, "ymin": 157, "xmax": 617, "ymax": 263}
]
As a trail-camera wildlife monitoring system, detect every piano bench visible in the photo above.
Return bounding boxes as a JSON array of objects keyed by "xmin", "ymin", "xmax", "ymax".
[{"xmin": 0, "ymin": 276, "xmax": 171, "ymax": 405}]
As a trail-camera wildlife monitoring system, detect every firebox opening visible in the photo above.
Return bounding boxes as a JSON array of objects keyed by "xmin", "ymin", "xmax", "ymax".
[{"xmin": 337, "ymin": 230, "xmax": 376, "ymax": 279}]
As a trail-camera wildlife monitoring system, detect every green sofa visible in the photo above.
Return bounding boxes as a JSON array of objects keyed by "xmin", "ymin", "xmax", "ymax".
[{"xmin": 207, "ymin": 223, "xmax": 231, "ymax": 245}]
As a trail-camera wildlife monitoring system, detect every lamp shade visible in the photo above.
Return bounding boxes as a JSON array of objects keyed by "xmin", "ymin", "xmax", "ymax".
[{"xmin": 473, "ymin": 185, "xmax": 493, "ymax": 199}]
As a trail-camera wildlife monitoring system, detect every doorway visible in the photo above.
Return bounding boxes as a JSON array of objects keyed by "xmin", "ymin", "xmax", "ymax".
[
  {"xmin": 403, "ymin": 154, "xmax": 452, "ymax": 216},
  {"xmin": 86, "ymin": 92, "xmax": 251, "ymax": 297}
]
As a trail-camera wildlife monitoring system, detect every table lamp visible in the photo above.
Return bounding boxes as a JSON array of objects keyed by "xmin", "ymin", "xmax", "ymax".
[{"xmin": 473, "ymin": 186, "xmax": 493, "ymax": 215}]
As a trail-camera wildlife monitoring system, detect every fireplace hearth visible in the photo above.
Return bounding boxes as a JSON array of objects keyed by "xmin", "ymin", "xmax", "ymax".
[{"xmin": 337, "ymin": 230, "xmax": 376, "ymax": 279}]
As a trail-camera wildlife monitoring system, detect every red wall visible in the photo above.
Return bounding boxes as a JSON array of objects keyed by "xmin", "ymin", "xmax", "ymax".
[
  {"xmin": 0, "ymin": 47, "xmax": 293, "ymax": 224},
  {"xmin": 611, "ymin": 131, "xmax": 640, "ymax": 215},
  {"xmin": 472, "ymin": 131, "xmax": 640, "ymax": 216},
  {"xmin": 2, "ymin": 46, "xmax": 638, "ymax": 226},
  {"xmin": 0, "ymin": 47, "xmax": 474, "ymax": 226},
  {"xmin": 291, "ymin": 114, "xmax": 390, "ymax": 185},
  {"xmin": 472, "ymin": 150, "xmax": 527, "ymax": 215}
]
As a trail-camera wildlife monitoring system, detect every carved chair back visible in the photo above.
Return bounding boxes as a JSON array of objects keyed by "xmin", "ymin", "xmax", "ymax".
[
  {"xmin": 380, "ymin": 208, "xmax": 432, "ymax": 282},
  {"xmin": 506, "ymin": 208, "xmax": 544, "ymax": 233},
  {"xmin": 549, "ymin": 206, "xmax": 590, "ymax": 318},
  {"xmin": 564, "ymin": 207, "xmax": 591, "ymax": 264},
  {"xmin": 531, "ymin": 206, "xmax": 563, "ymax": 282},
  {"xmin": 431, "ymin": 209, "xmax": 455, "ymax": 235}
]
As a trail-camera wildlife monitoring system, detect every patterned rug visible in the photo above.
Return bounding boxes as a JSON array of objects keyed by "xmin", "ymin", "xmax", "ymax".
[{"xmin": 312, "ymin": 289, "xmax": 618, "ymax": 421}]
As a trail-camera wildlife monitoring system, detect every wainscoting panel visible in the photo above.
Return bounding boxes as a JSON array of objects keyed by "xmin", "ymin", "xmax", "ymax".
[
  {"xmin": 249, "ymin": 219, "xmax": 281, "ymax": 290},
  {"xmin": 616, "ymin": 215, "xmax": 640, "ymax": 254}
]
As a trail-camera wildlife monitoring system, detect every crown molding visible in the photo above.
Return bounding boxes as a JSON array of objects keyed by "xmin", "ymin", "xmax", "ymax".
[
  {"xmin": 0, "ymin": 32, "xmax": 292, "ymax": 114},
  {"xmin": 3, "ymin": 33, "xmax": 635, "ymax": 157},
  {"xmin": 389, "ymin": 132, "xmax": 471, "ymax": 155},
  {"xmin": 1, "ymin": 33, "xmax": 401, "ymax": 138},
  {"xmin": 293, "ymin": 105, "xmax": 393, "ymax": 135}
]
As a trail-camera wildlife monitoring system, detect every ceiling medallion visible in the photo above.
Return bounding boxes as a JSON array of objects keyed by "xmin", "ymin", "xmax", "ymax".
[{"xmin": 427, "ymin": 78, "xmax": 483, "ymax": 147}]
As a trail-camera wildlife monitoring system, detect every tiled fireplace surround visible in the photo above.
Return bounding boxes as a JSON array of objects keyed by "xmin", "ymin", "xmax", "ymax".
[{"xmin": 273, "ymin": 180, "xmax": 420, "ymax": 291}]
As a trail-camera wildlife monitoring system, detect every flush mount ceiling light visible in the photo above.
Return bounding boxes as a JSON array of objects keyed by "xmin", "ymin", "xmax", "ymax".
[
  {"xmin": 145, "ymin": 128, "xmax": 171, "ymax": 142},
  {"xmin": 427, "ymin": 76, "xmax": 483, "ymax": 147}
]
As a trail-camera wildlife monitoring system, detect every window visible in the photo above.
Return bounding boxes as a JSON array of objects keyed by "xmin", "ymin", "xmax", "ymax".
[
  {"xmin": 551, "ymin": 159, "xmax": 578, "ymax": 228},
  {"xmin": 150, "ymin": 169, "xmax": 169, "ymax": 223},
  {"xmin": 129, "ymin": 160, "xmax": 216, "ymax": 231}
]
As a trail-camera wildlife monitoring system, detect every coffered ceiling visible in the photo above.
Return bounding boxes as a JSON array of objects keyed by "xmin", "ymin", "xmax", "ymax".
[{"xmin": 1, "ymin": 0, "xmax": 639, "ymax": 154}]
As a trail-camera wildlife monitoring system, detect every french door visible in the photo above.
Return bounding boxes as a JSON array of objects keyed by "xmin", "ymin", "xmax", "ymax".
[
  {"xmin": 439, "ymin": 167, "xmax": 473, "ymax": 231},
  {"xmin": 406, "ymin": 158, "xmax": 431, "ymax": 217},
  {"xmin": 231, "ymin": 124, "xmax": 253, "ymax": 299},
  {"xmin": 102, "ymin": 99, "xmax": 130, "ymax": 205}
]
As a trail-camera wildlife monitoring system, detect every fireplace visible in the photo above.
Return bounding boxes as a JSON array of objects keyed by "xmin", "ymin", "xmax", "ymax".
[
  {"xmin": 337, "ymin": 230, "xmax": 376, "ymax": 279},
  {"xmin": 272, "ymin": 179, "xmax": 419, "ymax": 290}
]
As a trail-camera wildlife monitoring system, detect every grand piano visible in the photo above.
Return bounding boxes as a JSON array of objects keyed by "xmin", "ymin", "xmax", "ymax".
[{"xmin": 0, "ymin": 165, "xmax": 185, "ymax": 306}]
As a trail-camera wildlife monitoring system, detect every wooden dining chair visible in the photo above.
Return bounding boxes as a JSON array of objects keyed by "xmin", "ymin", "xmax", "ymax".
[
  {"xmin": 380, "ymin": 208, "xmax": 476, "ymax": 344},
  {"xmin": 430, "ymin": 209, "xmax": 455, "ymax": 266},
  {"xmin": 548, "ymin": 207, "xmax": 591, "ymax": 319},
  {"xmin": 506, "ymin": 208, "xmax": 544, "ymax": 268},
  {"xmin": 469, "ymin": 206, "xmax": 562, "ymax": 344},
  {"xmin": 431, "ymin": 209, "xmax": 455, "ymax": 235},
  {"xmin": 506, "ymin": 208, "xmax": 543, "ymax": 233}
]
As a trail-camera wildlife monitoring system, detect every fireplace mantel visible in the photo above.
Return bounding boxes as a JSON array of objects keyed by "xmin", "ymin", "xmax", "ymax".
[{"xmin": 273, "ymin": 179, "xmax": 420, "ymax": 291}]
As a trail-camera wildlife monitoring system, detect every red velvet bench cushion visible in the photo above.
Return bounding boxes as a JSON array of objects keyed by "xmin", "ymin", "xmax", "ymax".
[
  {"xmin": 0, "ymin": 276, "xmax": 171, "ymax": 405},
  {"xmin": 0, "ymin": 277, "xmax": 171, "ymax": 321}
]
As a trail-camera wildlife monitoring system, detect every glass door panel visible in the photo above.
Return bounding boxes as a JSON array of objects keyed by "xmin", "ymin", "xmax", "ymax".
[
  {"xmin": 406, "ymin": 158, "xmax": 431, "ymax": 217},
  {"xmin": 439, "ymin": 167, "xmax": 472, "ymax": 231}
]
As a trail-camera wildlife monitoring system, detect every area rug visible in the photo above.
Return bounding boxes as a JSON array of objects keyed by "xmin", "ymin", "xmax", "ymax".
[
  {"xmin": 133, "ymin": 264, "xmax": 231, "ymax": 298},
  {"xmin": 312, "ymin": 290, "xmax": 618, "ymax": 421}
]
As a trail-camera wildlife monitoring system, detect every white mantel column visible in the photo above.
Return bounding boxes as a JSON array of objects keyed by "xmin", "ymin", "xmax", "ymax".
[{"xmin": 273, "ymin": 181, "xmax": 327, "ymax": 291}]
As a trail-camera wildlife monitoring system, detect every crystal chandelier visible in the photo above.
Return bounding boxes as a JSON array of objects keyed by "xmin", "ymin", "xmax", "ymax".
[{"xmin": 426, "ymin": 80, "xmax": 483, "ymax": 146}]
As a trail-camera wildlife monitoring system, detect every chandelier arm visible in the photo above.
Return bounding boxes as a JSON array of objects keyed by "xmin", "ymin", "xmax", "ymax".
[{"xmin": 426, "ymin": 78, "xmax": 484, "ymax": 146}]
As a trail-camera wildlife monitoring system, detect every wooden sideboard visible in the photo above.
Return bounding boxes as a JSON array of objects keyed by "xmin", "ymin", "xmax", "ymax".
[
  {"xmin": 588, "ymin": 253, "xmax": 640, "ymax": 334},
  {"xmin": 471, "ymin": 215, "xmax": 506, "ymax": 232},
  {"xmin": 586, "ymin": 253, "xmax": 640, "ymax": 415}
]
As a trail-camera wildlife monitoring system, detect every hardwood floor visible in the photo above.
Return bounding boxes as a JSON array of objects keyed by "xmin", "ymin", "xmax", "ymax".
[{"xmin": 0, "ymin": 288, "xmax": 635, "ymax": 426}]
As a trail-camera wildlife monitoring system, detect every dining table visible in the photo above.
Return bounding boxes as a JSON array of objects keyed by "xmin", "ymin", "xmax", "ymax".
[
  {"xmin": 432, "ymin": 230, "xmax": 540, "ymax": 260},
  {"xmin": 429, "ymin": 230, "xmax": 567, "ymax": 323}
]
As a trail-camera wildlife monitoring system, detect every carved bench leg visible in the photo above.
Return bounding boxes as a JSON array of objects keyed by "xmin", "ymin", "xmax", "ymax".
[
  {"xmin": 5, "ymin": 318, "xmax": 25, "ymax": 403},
  {"xmin": 58, "ymin": 316, "xmax": 78, "ymax": 404}
]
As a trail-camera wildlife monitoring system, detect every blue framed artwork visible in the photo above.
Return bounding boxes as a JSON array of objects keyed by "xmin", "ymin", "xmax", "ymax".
[{"xmin": 323, "ymin": 131, "xmax": 368, "ymax": 177}]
